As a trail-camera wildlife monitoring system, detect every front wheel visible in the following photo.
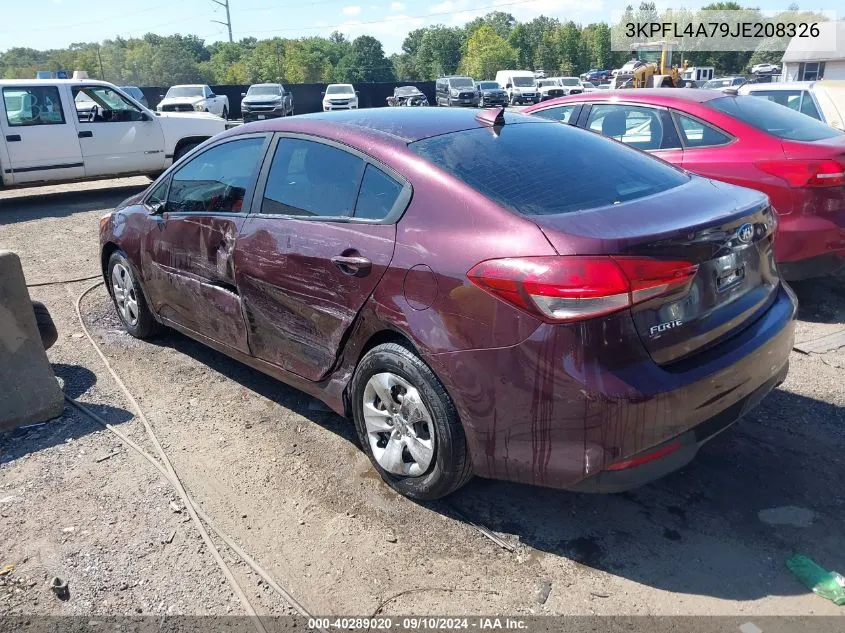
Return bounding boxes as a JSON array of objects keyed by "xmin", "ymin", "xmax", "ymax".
[
  {"xmin": 351, "ymin": 342, "xmax": 472, "ymax": 500},
  {"xmin": 107, "ymin": 251, "xmax": 159, "ymax": 339}
]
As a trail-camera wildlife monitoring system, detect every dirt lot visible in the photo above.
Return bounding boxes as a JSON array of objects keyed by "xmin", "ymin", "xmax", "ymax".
[{"xmin": 2, "ymin": 178, "xmax": 845, "ymax": 620}]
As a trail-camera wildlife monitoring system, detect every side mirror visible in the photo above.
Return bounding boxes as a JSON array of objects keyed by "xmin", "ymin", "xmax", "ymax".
[
  {"xmin": 355, "ymin": 90, "xmax": 360, "ymax": 96},
  {"xmin": 321, "ymin": 91, "xmax": 326, "ymax": 96},
  {"xmin": 208, "ymin": 93, "xmax": 216, "ymax": 98},
  {"xmin": 241, "ymin": 92, "xmax": 246, "ymax": 97},
  {"xmin": 148, "ymin": 201, "xmax": 165, "ymax": 215},
  {"xmin": 505, "ymin": 84, "xmax": 512, "ymax": 89},
  {"xmin": 159, "ymin": 94, "xmax": 165, "ymax": 98}
]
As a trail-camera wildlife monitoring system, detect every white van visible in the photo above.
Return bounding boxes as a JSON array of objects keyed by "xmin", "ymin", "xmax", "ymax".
[
  {"xmin": 682, "ymin": 67, "xmax": 715, "ymax": 84},
  {"xmin": 495, "ymin": 70, "xmax": 539, "ymax": 105}
]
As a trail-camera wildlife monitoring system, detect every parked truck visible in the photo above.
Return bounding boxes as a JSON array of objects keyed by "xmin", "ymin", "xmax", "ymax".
[{"xmin": 0, "ymin": 79, "xmax": 226, "ymax": 188}]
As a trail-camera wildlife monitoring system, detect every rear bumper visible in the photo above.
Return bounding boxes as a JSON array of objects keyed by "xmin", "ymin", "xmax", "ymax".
[
  {"xmin": 775, "ymin": 211, "xmax": 845, "ymax": 277},
  {"xmin": 568, "ymin": 362, "xmax": 788, "ymax": 493},
  {"xmin": 426, "ymin": 283, "xmax": 797, "ymax": 491}
]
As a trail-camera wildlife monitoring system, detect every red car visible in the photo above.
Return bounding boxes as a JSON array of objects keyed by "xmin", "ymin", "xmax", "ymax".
[{"xmin": 525, "ymin": 90, "xmax": 845, "ymax": 280}]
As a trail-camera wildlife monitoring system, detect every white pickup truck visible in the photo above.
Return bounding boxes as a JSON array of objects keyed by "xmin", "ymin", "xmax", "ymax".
[
  {"xmin": 0, "ymin": 79, "xmax": 226, "ymax": 187},
  {"xmin": 156, "ymin": 84, "xmax": 229, "ymax": 119}
]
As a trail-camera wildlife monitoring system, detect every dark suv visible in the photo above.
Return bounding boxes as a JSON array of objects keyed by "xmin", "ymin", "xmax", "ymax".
[
  {"xmin": 241, "ymin": 83, "xmax": 293, "ymax": 122},
  {"xmin": 436, "ymin": 76, "xmax": 478, "ymax": 107},
  {"xmin": 474, "ymin": 81, "xmax": 508, "ymax": 107}
]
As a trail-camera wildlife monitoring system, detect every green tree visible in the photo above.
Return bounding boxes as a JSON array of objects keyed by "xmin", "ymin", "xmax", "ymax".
[
  {"xmin": 416, "ymin": 26, "xmax": 462, "ymax": 78},
  {"xmin": 459, "ymin": 25, "xmax": 517, "ymax": 80},
  {"xmin": 336, "ymin": 35, "xmax": 395, "ymax": 82}
]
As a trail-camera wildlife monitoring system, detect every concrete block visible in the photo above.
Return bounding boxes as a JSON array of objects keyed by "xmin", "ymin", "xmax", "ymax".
[{"xmin": 0, "ymin": 251, "xmax": 64, "ymax": 431}]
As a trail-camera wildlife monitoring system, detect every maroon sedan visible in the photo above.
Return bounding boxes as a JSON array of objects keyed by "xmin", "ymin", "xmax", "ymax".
[
  {"xmin": 524, "ymin": 89, "xmax": 845, "ymax": 280},
  {"xmin": 99, "ymin": 108, "xmax": 796, "ymax": 500}
]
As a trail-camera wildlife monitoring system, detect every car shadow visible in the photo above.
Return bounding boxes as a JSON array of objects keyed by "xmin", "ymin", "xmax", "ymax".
[
  {"xmin": 145, "ymin": 329, "xmax": 358, "ymax": 446},
  {"xmin": 790, "ymin": 275, "xmax": 845, "ymax": 324},
  {"xmin": 0, "ymin": 182, "xmax": 148, "ymax": 223},
  {"xmin": 0, "ymin": 363, "xmax": 134, "ymax": 464},
  {"xmin": 432, "ymin": 387, "xmax": 845, "ymax": 602}
]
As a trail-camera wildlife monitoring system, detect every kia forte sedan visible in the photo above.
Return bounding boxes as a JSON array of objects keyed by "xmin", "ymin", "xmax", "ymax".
[{"xmin": 100, "ymin": 108, "xmax": 796, "ymax": 500}]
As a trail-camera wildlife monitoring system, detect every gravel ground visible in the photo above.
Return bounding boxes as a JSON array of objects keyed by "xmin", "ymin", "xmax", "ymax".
[{"xmin": 1, "ymin": 178, "xmax": 845, "ymax": 620}]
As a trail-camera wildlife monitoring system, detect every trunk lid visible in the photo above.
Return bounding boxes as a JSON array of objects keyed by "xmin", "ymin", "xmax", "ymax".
[{"xmin": 531, "ymin": 177, "xmax": 780, "ymax": 365}]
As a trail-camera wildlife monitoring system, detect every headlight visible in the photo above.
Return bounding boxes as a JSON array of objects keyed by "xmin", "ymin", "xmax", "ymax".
[
  {"xmin": 193, "ymin": 104, "xmax": 204, "ymax": 111},
  {"xmin": 241, "ymin": 102, "xmax": 250, "ymax": 110}
]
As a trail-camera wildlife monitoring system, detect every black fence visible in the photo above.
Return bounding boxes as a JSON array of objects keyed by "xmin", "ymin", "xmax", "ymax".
[{"xmin": 140, "ymin": 81, "xmax": 437, "ymax": 119}]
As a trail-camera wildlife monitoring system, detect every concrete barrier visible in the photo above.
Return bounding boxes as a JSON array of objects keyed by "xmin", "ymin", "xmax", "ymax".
[{"xmin": 0, "ymin": 251, "xmax": 64, "ymax": 431}]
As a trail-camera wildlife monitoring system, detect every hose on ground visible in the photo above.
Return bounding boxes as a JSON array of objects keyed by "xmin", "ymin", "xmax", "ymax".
[
  {"xmin": 27, "ymin": 274, "xmax": 102, "ymax": 288},
  {"xmin": 72, "ymin": 280, "xmax": 323, "ymax": 630}
]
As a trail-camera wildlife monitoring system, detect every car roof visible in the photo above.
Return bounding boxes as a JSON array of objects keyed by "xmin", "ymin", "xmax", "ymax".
[
  {"xmin": 543, "ymin": 88, "xmax": 725, "ymax": 106},
  {"xmin": 233, "ymin": 107, "xmax": 544, "ymax": 144},
  {"xmin": 0, "ymin": 79, "xmax": 116, "ymax": 87},
  {"xmin": 741, "ymin": 81, "xmax": 814, "ymax": 91}
]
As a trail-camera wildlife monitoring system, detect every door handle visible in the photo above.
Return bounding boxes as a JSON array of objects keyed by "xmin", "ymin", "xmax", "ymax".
[
  {"xmin": 331, "ymin": 255, "xmax": 372, "ymax": 276},
  {"xmin": 78, "ymin": 131, "xmax": 93, "ymax": 138},
  {"xmin": 5, "ymin": 134, "xmax": 21, "ymax": 142}
]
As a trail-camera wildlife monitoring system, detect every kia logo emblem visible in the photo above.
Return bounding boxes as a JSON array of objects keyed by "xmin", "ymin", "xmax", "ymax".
[{"xmin": 737, "ymin": 223, "xmax": 754, "ymax": 244}]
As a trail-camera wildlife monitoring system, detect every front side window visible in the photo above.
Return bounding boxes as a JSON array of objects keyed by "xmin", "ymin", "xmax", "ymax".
[
  {"xmin": 674, "ymin": 113, "xmax": 733, "ymax": 148},
  {"xmin": 586, "ymin": 104, "xmax": 677, "ymax": 151},
  {"xmin": 262, "ymin": 138, "xmax": 365, "ymax": 217},
  {"xmin": 532, "ymin": 104, "xmax": 578, "ymax": 124},
  {"xmin": 166, "ymin": 137, "xmax": 265, "ymax": 213},
  {"xmin": 73, "ymin": 86, "xmax": 145, "ymax": 123},
  {"xmin": 3, "ymin": 86, "xmax": 65, "ymax": 126},
  {"xmin": 410, "ymin": 121, "xmax": 689, "ymax": 216}
]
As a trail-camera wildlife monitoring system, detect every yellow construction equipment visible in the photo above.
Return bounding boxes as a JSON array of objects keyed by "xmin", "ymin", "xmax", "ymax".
[{"xmin": 611, "ymin": 41, "xmax": 689, "ymax": 89}]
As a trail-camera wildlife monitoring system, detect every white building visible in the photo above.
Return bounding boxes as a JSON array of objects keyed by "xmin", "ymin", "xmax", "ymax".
[{"xmin": 781, "ymin": 21, "xmax": 845, "ymax": 81}]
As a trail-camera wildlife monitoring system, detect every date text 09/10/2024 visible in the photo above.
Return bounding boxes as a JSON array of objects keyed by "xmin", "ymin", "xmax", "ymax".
[{"xmin": 307, "ymin": 618, "xmax": 528, "ymax": 630}]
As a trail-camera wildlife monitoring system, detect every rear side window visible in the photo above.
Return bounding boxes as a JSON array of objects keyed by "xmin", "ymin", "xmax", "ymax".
[
  {"xmin": 354, "ymin": 165, "xmax": 403, "ymax": 220},
  {"xmin": 532, "ymin": 104, "xmax": 578, "ymax": 124},
  {"xmin": 709, "ymin": 95, "xmax": 842, "ymax": 141},
  {"xmin": 3, "ymin": 86, "xmax": 65, "ymax": 126},
  {"xmin": 586, "ymin": 104, "xmax": 679, "ymax": 151},
  {"xmin": 262, "ymin": 138, "xmax": 364, "ymax": 217},
  {"xmin": 674, "ymin": 113, "xmax": 733, "ymax": 148},
  {"xmin": 409, "ymin": 121, "xmax": 689, "ymax": 216}
]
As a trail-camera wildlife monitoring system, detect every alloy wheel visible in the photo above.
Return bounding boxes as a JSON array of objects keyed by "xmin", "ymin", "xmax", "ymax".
[
  {"xmin": 111, "ymin": 263, "xmax": 140, "ymax": 327},
  {"xmin": 362, "ymin": 372, "xmax": 435, "ymax": 477}
]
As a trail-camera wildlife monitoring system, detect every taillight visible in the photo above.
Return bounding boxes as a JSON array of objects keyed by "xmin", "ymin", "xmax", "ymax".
[
  {"xmin": 467, "ymin": 256, "xmax": 698, "ymax": 323},
  {"xmin": 756, "ymin": 159, "xmax": 845, "ymax": 188}
]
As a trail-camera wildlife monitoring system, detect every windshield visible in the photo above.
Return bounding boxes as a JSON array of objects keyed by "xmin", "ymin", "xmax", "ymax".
[
  {"xmin": 410, "ymin": 121, "xmax": 689, "ymax": 216},
  {"xmin": 326, "ymin": 85, "xmax": 353, "ymax": 95},
  {"xmin": 561, "ymin": 78, "xmax": 580, "ymax": 86},
  {"xmin": 248, "ymin": 85, "xmax": 281, "ymax": 96},
  {"xmin": 166, "ymin": 86, "xmax": 203, "ymax": 98},
  {"xmin": 477, "ymin": 82, "xmax": 500, "ymax": 90},
  {"xmin": 582, "ymin": 82, "xmax": 596, "ymax": 89},
  {"xmin": 709, "ymin": 95, "xmax": 842, "ymax": 142},
  {"xmin": 513, "ymin": 77, "xmax": 535, "ymax": 87},
  {"xmin": 449, "ymin": 77, "xmax": 474, "ymax": 88},
  {"xmin": 395, "ymin": 86, "xmax": 421, "ymax": 96}
]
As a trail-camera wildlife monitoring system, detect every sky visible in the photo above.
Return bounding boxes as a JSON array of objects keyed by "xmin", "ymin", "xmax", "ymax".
[{"xmin": 0, "ymin": 0, "xmax": 818, "ymax": 55}]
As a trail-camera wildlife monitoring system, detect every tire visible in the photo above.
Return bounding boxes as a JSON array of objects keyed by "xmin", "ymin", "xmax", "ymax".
[
  {"xmin": 173, "ymin": 141, "xmax": 201, "ymax": 163},
  {"xmin": 107, "ymin": 251, "xmax": 159, "ymax": 339},
  {"xmin": 222, "ymin": 106, "xmax": 228, "ymax": 120},
  {"xmin": 32, "ymin": 301, "xmax": 58, "ymax": 351},
  {"xmin": 351, "ymin": 342, "xmax": 472, "ymax": 500}
]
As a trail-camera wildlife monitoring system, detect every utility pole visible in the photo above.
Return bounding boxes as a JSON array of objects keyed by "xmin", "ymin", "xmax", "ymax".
[{"xmin": 210, "ymin": 0, "xmax": 233, "ymax": 43}]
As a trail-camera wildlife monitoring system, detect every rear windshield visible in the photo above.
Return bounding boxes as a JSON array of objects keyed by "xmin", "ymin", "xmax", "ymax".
[
  {"xmin": 708, "ymin": 95, "xmax": 842, "ymax": 141},
  {"xmin": 409, "ymin": 120, "xmax": 689, "ymax": 216}
]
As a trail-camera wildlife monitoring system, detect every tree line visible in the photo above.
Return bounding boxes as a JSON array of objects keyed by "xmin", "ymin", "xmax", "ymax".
[{"xmin": 0, "ymin": 3, "xmax": 816, "ymax": 87}]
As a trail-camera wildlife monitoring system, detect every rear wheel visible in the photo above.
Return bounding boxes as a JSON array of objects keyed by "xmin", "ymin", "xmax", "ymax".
[
  {"xmin": 351, "ymin": 342, "xmax": 472, "ymax": 500},
  {"xmin": 107, "ymin": 251, "xmax": 159, "ymax": 339}
]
